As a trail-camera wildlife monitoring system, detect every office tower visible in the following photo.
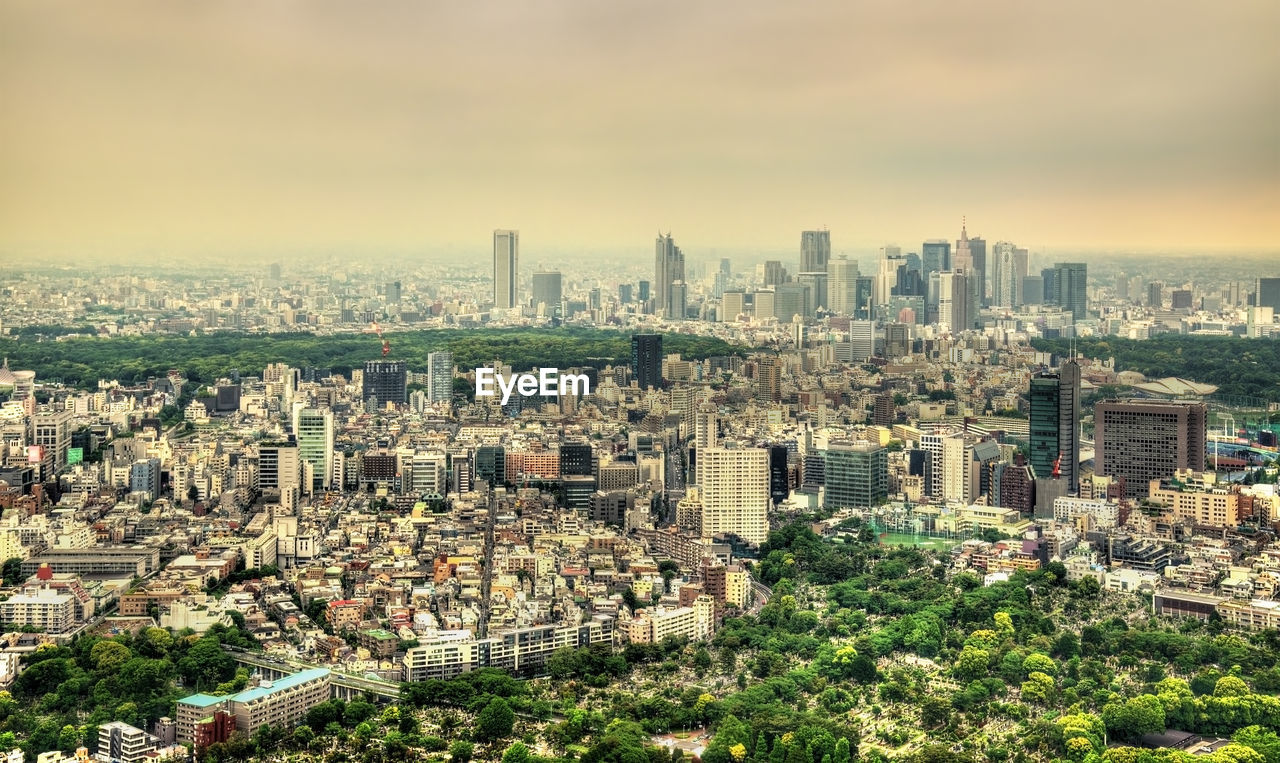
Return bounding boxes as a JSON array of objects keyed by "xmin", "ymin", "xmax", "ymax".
[
  {"xmin": 410, "ymin": 452, "xmax": 447, "ymax": 495},
  {"xmin": 258, "ymin": 443, "xmax": 300, "ymax": 493},
  {"xmin": 1041, "ymin": 268, "xmax": 1057, "ymax": 304},
  {"xmin": 362, "ymin": 360, "xmax": 407, "ymax": 406},
  {"xmin": 995, "ymin": 454, "xmax": 1036, "ymax": 514},
  {"xmin": 767, "ymin": 445, "xmax": 790, "ymax": 505},
  {"xmin": 31, "ymin": 408, "xmax": 71, "ymax": 475},
  {"xmin": 936, "ymin": 271, "xmax": 968, "ymax": 332},
  {"xmin": 884, "ymin": 323, "xmax": 910, "ymax": 358},
  {"xmin": 427, "ymin": 351, "xmax": 453, "ymax": 402},
  {"xmin": 753, "ymin": 290, "xmax": 776, "ymax": 322},
  {"xmin": 854, "ymin": 276, "xmax": 875, "ymax": 319},
  {"xmin": 493, "ymin": 229, "xmax": 519, "ymax": 309},
  {"xmin": 531, "ymin": 271, "xmax": 563, "ymax": 311},
  {"xmin": 1096, "ymin": 400, "xmax": 1207, "ymax": 499},
  {"xmin": 773, "ymin": 283, "xmax": 811, "ymax": 322},
  {"xmin": 1022, "ymin": 275, "xmax": 1044, "ymax": 306},
  {"xmin": 1256, "ymin": 277, "xmax": 1280, "ymax": 310},
  {"xmin": 668, "ymin": 281, "xmax": 688, "ymax": 320},
  {"xmin": 386, "ymin": 281, "xmax": 402, "ymax": 304},
  {"xmin": 1028, "ymin": 361, "xmax": 1081, "ymax": 495},
  {"xmin": 967, "ymin": 440, "xmax": 1001, "ymax": 504},
  {"xmin": 827, "ymin": 256, "xmax": 858, "ymax": 315},
  {"xmin": 1170, "ymin": 289, "xmax": 1192, "ymax": 309},
  {"xmin": 873, "ymin": 392, "xmax": 895, "ymax": 426},
  {"xmin": 796, "ymin": 272, "xmax": 828, "ymax": 313},
  {"xmin": 560, "ymin": 443, "xmax": 594, "ymax": 477},
  {"xmin": 763, "ymin": 260, "xmax": 788, "ymax": 287},
  {"xmin": 618, "ymin": 284, "xmax": 633, "ymax": 304},
  {"xmin": 637, "ymin": 280, "xmax": 650, "ymax": 303},
  {"xmin": 1147, "ymin": 280, "xmax": 1165, "ymax": 308},
  {"xmin": 475, "ymin": 445, "xmax": 505, "ymax": 486},
  {"xmin": 631, "ymin": 334, "xmax": 662, "ymax": 390},
  {"xmin": 992, "ymin": 241, "xmax": 1022, "ymax": 307},
  {"xmin": 800, "ymin": 230, "xmax": 831, "ymax": 275},
  {"xmin": 1053, "ymin": 262, "xmax": 1088, "ymax": 319},
  {"xmin": 824, "ymin": 442, "xmax": 888, "ymax": 509},
  {"xmin": 755, "ymin": 356, "xmax": 781, "ymax": 402},
  {"xmin": 721, "ymin": 291, "xmax": 747, "ymax": 321},
  {"xmin": 654, "ymin": 233, "xmax": 686, "ymax": 319},
  {"xmin": 875, "ymin": 247, "xmax": 904, "ymax": 306},
  {"xmin": 846, "ymin": 321, "xmax": 876, "ymax": 362},
  {"xmin": 921, "ymin": 239, "xmax": 951, "ymax": 278},
  {"xmin": 269, "ymin": 263, "xmax": 282, "ymax": 281},
  {"xmin": 699, "ymin": 447, "xmax": 770, "ymax": 544},
  {"xmin": 130, "ymin": 458, "xmax": 162, "ymax": 500},
  {"xmin": 968, "ymin": 236, "xmax": 987, "ymax": 307},
  {"xmin": 294, "ymin": 408, "xmax": 334, "ymax": 493}
]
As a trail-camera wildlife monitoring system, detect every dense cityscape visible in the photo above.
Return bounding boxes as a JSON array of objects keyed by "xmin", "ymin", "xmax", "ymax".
[
  {"xmin": 0, "ymin": 229, "xmax": 1277, "ymax": 763},
  {"xmin": 4, "ymin": 0, "xmax": 1279, "ymax": 761}
]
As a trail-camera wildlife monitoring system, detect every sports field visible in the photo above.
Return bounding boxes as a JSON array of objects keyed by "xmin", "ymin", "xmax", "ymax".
[{"xmin": 877, "ymin": 532, "xmax": 959, "ymax": 552}]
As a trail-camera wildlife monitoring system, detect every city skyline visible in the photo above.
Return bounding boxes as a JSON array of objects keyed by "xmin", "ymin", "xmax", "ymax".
[{"xmin": 2, "ymin": 0, "xmax": 1278, "ymax": 260}]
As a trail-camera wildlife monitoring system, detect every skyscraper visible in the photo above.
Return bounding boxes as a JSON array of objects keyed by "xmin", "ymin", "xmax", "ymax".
[
  {"xmin": 1028, "ymin": 361, "xmax": 1081, "ymax": 494},
  {"xmin": 936, "ymin": 271, "xmax": 969, "ymax": 332},
  {"xmin": 631, "ymin": 334, "xmax": 662, "ymax": 390},
  {"xmin": 427, "ymin": 351, "xmax": 453, "ymax": 402},
  {"xmin": 1053, "ymin": 262, "xmax": 1088, "ymax": 319},
  {"xmin": 800, "ymin": 230, "xmax": 831, "ymax": 275},
  {"xmin": 921, "ymin": 239, "xmax": 951, "ymax": 278},
  {"xmin": 362, "ymin": 360, "xmax": 407, "ymax": 406},
  {"xmin": 699, "ymin": 447, "xmax": 770, "ymax": 544},
  {"xmin": 654, "ymin": 233, "xmax": 685, "ymax": 319},
  {"xmin": 823, "ymin": 442, "xmax": 888, "ymax": 509},
  {"xmin": 294, "ymin": 408, "xmax": 334, "ymax": 493},
  {"xmin": 1256, "ymin": 277, "xmax": 1280, "ymax": 310},
  {"xmin": 875, "ymin": 246, "xmax": 905, "ymax": 307},
  {"xmin": 763, "ymin": 260, "xmax": 788, "ymax": 287},
  {"xmin": 827, "ymin": 256, "xmax": 859, "ymax": 315},
  {"xmin": 755, "ymin": 356, "xmax": 781, "ymax": 402},
  {"xmin": 531, "ymin": 271, "xmax": 563, "ymax": 312},
  {"xmin": 1096, "ymin": 400, "xmax": 1206, "ymax": 499},
  {"xmin": 493, "ymin": 229, "xmax": 519, "ymax": 309},
  {"xmin": 991, "ymin": 241, "xmax": 1022, "ymax": 308}
]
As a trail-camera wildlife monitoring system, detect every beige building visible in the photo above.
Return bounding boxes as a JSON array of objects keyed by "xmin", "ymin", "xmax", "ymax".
[
  {"xmin": 699, "ymin": 447, "xmax": 769, "ymax": 544},
  {"xmin": 1147, "ymin": 471, "xmax": 1240, "ymax": 528}
]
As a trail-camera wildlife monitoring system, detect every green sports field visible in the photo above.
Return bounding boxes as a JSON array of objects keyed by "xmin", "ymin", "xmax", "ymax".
[{"xmin": 876, "ymin": 532, "xmax": 959, "ymax": 552}]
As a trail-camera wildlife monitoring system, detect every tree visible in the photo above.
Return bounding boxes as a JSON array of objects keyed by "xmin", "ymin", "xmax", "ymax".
[
  {"xmin": 475, "ymin": 696, "xmax": 516, "ymax": 744},
  {"xmin": 450, "ymin": 741, "xmax": 475, "ymax": 763},
  {"xmin": 90, "ymin": 641, "xmax": 131, "ymax": 674},
  {"xmin": 1232, "ymin": 727, "xmax": 1280, "ymax": 762},
  {"xmin": 503, "ymin": 742, "xmax": 532, "ymax": 763},
  {"xmin": 1022, "ymin": 653, "xmax": 1058, "ymax": 678},
  {"xmin": 1, "ymin": 558, "xmax": 23, "ymax": 586},
  {"xmin": 1101, "ymin": 695, "xmax": 1165, "ymax": 742},
  {"xmin": 293, "ymin": 726, "xmax": 315, "ymax": 748},
  {"xmin": 920, "ymin": 696, "xmax": 951, "ymax": 728}
]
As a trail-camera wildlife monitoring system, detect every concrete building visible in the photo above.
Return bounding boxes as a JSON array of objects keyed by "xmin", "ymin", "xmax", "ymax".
[
  {"xmin": 699, "ymin": 447, "xmax": 770, "ymax": 545},
  {"xmin": 1096, "ymin": 400, "xmax": 1207, "ymax": 499},
  {"xmin": 177, "ymin": 668, "xmax": 331, "ymax": 746},
  {"xmin": 494, "ymin": 229, "xmax": 519, "ymax": 309}
]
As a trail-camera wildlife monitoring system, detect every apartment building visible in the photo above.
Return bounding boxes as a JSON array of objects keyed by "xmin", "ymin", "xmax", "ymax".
[
  {"xmin": 177, "ymin": 669, "xmax": 331, "ymax": 747},
  {"xmin": 402, "ymin": 616, "xmax": 614, "ymax": 682},
  {"xmin": 1147, "ymin": 471, "xmax": 1242, "ymax": 528}
]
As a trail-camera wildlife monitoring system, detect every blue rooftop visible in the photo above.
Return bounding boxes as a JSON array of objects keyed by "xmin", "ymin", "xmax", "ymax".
[{"xmin": 229, "ymin": 668, "xmax": 330, "ymax": 703}]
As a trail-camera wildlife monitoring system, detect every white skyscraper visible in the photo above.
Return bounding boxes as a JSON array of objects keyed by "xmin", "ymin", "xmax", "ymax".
[
  {"xmin": 992, "ymin": 241, "xmax": 1023, "ymax": 308},
  {"xmin": 875, "ymin": 246, "xmax": 904, "ymax": 307},
  {"xmin": 827, "ymin": 256, "xmax": 859, "ymax": 316},
  {"xmin": 936, "ymin": 271, "xmax": 969, "ymax": 333},
  {"xmin": 699, "ymin": 447, "xmax": 770, "ymax": 544},
  {"xmin": 494, "ymin": 229, "xmax": 519, "ymax": 309}
]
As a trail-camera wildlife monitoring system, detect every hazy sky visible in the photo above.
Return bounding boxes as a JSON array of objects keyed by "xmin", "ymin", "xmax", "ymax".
[{"xmin": 1, "ymin": 1, "xmax": 1277, "ymax": 260}]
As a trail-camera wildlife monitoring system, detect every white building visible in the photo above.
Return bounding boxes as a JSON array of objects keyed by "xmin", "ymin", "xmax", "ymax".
[{"xmin": 699, "ymin": 447, "xmax": 769, "ymax": 545}]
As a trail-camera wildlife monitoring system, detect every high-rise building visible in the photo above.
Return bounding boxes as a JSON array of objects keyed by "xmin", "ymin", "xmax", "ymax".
[
  {"xmin": 1147, "ymin": 280, "xmax": 1165, "ymax": 308},
  {"xmin": 1053, "ymin": 262, "xmax": 1088, "ymax": 319},
  {"xmin": 846, "ymin": 321, "xmax": 876, "ymax": 362},
  {"xmin": 873, "ymin": 392, "xmax": 895, "ymax": 426},
  {"xmin": 800, "ymin": 230, "xmax": 831, "ymax": 275},
  {"xmin": 1022, "ymin": 275, "xmax": 1044, "ymax": 306},
  {"xmin": 854, "ymin": 276, "xmax": 875, "ymax": 319},
  {"xmin": 968, "ymin": 235, "xmax": 987, "ymax": 307},
  {"xmin": 637, "ymin": 280, "xmax": 650, "ymax": 303},
  {"xmin": 1028, "ymin": 361, "xmax": 1081, "ymax": 495},
  {"xmin": 385, "ymin": 281, "xmax": 402, "ymax": 304},
  {"xmin": 294, "ymin": 408, "xmax": 334, "ymax": 493},
  {"xmin": 936, "ymin": 271, "xmax": 969, "ymax": 332},
  {"xmin": 721, "ymin": 291, "xmax": 747, "ymax": 321},
  {"xmin": 796, "ymin": 272, "xmax": 828, "ymax": 313},
  {"xmin": 631, "ymin": 334, "xmax": 662, "ymax": 390},
  {"xmin": 410, "ymin": 452, "xmax": 447, "ymax": 495},
  {"xmin": 531, "ymin": 271, "xmax": 563, "ymax": 312},
  {"xmin": 763, "ymin": 261, "xmax": 788, "ymax": 287},
  {"xmin": 1096, "ymin": 400, "xmax": 1207, "ymax": 499},
  {"xmin": 1170, "ymin": 289, "xmax": 1193, "ymax": 309},
  {"xmin": 493, "ymin": 229, "xmax": 519, "ymax": 309},
  {"xmin": 560, "ymin": 443, "xmax": 594, "ymax": 477},
  {"xmin": 699, "ymin": 447, "xmax": 770, "ymax": 544},
  {"xmin": 768, "ymin": 445, "xmax": 790, "ymax": 505},
  {"xmin": 755, "ymin": 356, "xmax": 781, "ymax": 402},
  {"xmin": 427, "ymin": 351, "xmax": 453, "ymax": 402},
  {"xmin": 921, "ymin": 239, "xmax": 951, "ymax": 278},
  {"xmin": 823, "ymin": 442, "xmax": 888, "ymax": 509},
  {"xmin": 920, "ymin": 428, "xmax": 963, "ymax": 499},
  {"xmin": 827, "ymin": 256, "xmax": 859, "ymax": 315},
  {"xmin": 773, "ymin": 283, "xmax": 811, "ymax": 322},
  {"xmin": 258, "ymin": 443, "xmax": 300, "ymax": 494},
  {"xmin": 875, "ymin": 246, "xmax": 904, "ymax": 307},
  {"xmin": 130, "ymin": 458, "xmax": 162, "ymax": 500},
  {"xmin": 654, "ymin": 233, "xmax": 686, "ymax": 319},
  {"xmin": 362, "ymin": 360, "xmax": 407, "ymax": 406},
  {"xmin": 991, "ymin": 241, "xmax": 1023, "ymax": 308},
  {"xmin": 1255, "ymin": 277, "xmax": 1280, "ymax": 311},
  {"xmin": 618, "ymin": 284, "xmax": 633, "ymax": 304},
  {"xmin": 32, "ymin": 408, "xmax": 71, "ymax": 476}
]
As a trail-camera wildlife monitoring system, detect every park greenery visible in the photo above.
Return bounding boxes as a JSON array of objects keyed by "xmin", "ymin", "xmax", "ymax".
[
  {"xmin": 0, "ymin": 327, "xmax": 743, "ymax": 389},
  {"xmin": 1031, "ymin": 335, "xmax": 1280, "ymax": 403},
  {"xmin": 4, "ymin": 520, "xmax": 1280, "ymax": 762}
]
